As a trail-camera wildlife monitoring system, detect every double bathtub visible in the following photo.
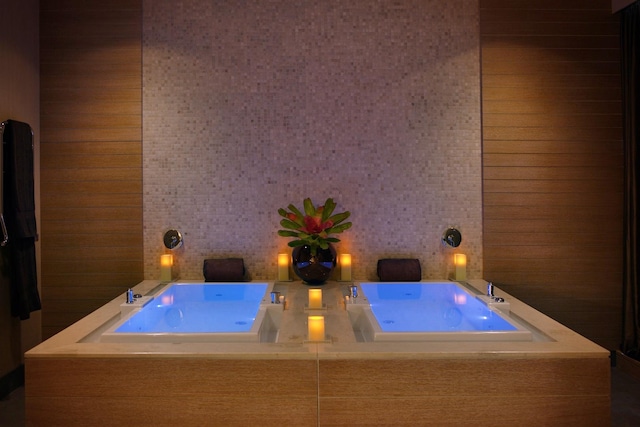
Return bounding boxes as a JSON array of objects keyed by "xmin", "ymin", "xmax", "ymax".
[
  {"xmin": 94, "ymin": 280, "xmax": 540, "ymax": 344},
  {"xmin": 25, "ymin": 279, "xmax": 610, "ymax": 426}
]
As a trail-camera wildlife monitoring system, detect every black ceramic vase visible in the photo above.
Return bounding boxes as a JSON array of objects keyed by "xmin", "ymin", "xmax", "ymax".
[{"xmin": 291, "ymin": 244, "xmax": 337, "ymax": 285}]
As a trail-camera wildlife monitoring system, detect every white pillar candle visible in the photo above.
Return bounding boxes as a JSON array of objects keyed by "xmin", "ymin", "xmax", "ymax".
[
  {"xmin": 160, "ymin": 254, "xmax": 173, "ymax": 282},
  {"xmin": 277, "ymin": 253, "xmax": 290, "ymax": 281},
  {"xmin": 308, "ymin": 288, "xmax": 323, "ymax": 309},
  {"xmin": 453, "ymin": 253, "xmax": 467, "ymax": 281},
  {"xmin": 339, "ymin": 253, "xmax": 352, "ymax": 281},
  {"xmin": 308, "ymin": 315, "xmax": 325, "ymax": 341}
]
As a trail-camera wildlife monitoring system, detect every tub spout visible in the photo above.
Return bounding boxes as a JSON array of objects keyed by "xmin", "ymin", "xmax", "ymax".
[
  {"xmin": 487, "ymin": 282, "xmax": 494, "ymax": 298},
  {"xmin": 126, "ymin": 288, "xmax": 135, "ymax": 304},
  {"xmin": 349, "ymin": 285, "xmax": 358, "ymax": 299}
]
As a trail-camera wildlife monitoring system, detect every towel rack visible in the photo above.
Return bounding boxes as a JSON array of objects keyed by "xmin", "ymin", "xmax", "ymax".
[{"xmin": 0, "ymin": 120, "xmax": 8, "ymax": 246}]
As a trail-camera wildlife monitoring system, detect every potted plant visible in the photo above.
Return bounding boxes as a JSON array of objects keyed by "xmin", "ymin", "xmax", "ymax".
[{"xmin": 278, "ymin": 198, "xmax": 351, "ymax": 284}]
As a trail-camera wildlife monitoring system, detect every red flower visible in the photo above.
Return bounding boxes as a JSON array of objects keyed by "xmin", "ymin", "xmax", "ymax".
[{"xmin": 302, "ymin": 215, "xmax": 333, "ymax": 234}]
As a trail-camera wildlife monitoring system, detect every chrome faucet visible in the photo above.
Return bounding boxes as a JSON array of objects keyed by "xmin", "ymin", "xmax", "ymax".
[
  {"xmin": 270, "ymin": 291, "xmax": 281, "ymax": 304},
  {"xmin": 487, "ymin": 282, "xmax": 494, "ymax": 298},
  {"xmin": 486, "ymin": 282, "xmax": 505, "ymax": 302},
  {"xmin": 126, "ymin": 288, "xmax": 135, "ymax": 304}
]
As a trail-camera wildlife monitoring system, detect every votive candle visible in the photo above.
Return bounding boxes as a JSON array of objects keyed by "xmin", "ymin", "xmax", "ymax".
[
  {"xmin": 339, "ymin": 253, "xmax": 352, "ymax": 281},
  {"xmin": 453, "ymin": 253, "xmax": 467, "ymax": 281},
  {"xmin": 308, "ymin": 315, "xmax": 325, "ymax": 341},
  {"xmin": 160, "ymin": 254, "xmax": 173, "ymax": 282},
  {"xmin": 308, "ymin": 289, "xmax": 323, "ymax": 309},
  {"xmin": 277, "ymin": 253, "xmax": 290, "ymax": 281}
]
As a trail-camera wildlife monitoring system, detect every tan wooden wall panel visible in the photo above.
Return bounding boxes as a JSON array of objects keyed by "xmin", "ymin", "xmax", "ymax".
[
  {"xmin": 485, "ymin": 170, "xmax": 620, "ymax": 183},
  {"xmin": 484, "ymin": 126, "xmax": 621, "ymax": 141},
  {"xmin": 40, "ymin": 87, "xmax": 141, "ymax": 105},
  {"xmin": 319, "ymin": 358, "xmax": 609, "ymax": 397},
  {"xmin": 318, "ymin": 358, "xmax": 610, "ymax": 426},
  {"xmin": 483, "ymin": 46, "xmax": 621, "ymax": 63},
  {"xmin": 28, "ymin": 396, "xmax": 317, "ymax": 427},
  {"xmin": 25, "ymin": 355, "xmax": 609, "ymax": 426},
  {"xmin": 41, "ymin": 168, "xmax": 142, "ymax": 182},
  {"xmin": 42, "ymin": 273, "xmax": 144, "ymax": 289},
  {"xmin": 26, "ymin": 358, "xmax": 318, "ymax": 426},
  {"xmin": 41, "ymin": 101, "xmax": 140, "ymax": 117},
  {"xmin": 480, "ymin": 0, "xmax": 623, "ymax": 350},
  {"xmin": 485, "ymin": 216, "xmax": 620, "ymax": 232},
  {"xmin": 320, "ymin": 396, "xmax": 609, "ymax": 427},
  {"xmin": 43, "ymin": 180, "xmax": 143, "ymax": 196},
  {"xmin": 28, "ymin": 358, "xmax": 318, "ymax": 397},
  {"xmin": 40, "ymin": 0, "xmax": 143, "ymax": 338},
  {"xmin": 42, "ymin": 285, "xmax": 140, "ymax": 301}
]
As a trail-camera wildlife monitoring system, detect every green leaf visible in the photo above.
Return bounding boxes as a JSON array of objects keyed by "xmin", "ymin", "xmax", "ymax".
[
  {"xmin": 288, "ymin": 240, "xmax": 306, "ymax": 247},
  {"xmin": 328, "ymin": 222, "xmax": 352, "ymax": 234},
  {"xmin": 277, "ymin": 208, "xmax": 289, "ymax": 218},
  {"xmin": 328, "ymin": 211, "xmax": 350, "ymax": 225},
  {"xmin": 297, "ymin": 232, "xmax": 311, "ymax": 240},
  {"xmin": 321, "ymin": 198, "xmax": 336, "ymax": 221},
  {"xmin": 288, "ymin": 204, "xmax": 304, "ymax": 219},
  {"xmin": 278, "ymin": 230, "xmax": 300, "ymax": 237},
  {"xmin": 280, "ymin": 219, "xmax": 301, "ymax": 230},
  {"xmin": 303, "ymin": 198, "xmax": 315, "ymax": 216}
]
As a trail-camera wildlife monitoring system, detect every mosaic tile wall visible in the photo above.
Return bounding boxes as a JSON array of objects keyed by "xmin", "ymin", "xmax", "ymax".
[{"xmin": 142, "ymin": 0, "xmax": 482, "ymax": 281}]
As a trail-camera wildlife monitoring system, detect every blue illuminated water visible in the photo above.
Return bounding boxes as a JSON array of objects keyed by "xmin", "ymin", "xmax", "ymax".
[
  {"xmin": 359, "ymin": 282, "xmax": 517, "ymax": 333},
  {"xmin": 115, "ymin": 283, "xmax": 268, "ymax": 334}
]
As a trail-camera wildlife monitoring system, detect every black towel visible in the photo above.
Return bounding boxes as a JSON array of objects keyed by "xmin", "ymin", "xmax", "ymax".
[
  {"xmin": 377, "ymin": 258, "xmax": 422, "ymax": 282},
  {"xmin": 2, "ymin": 119, "xmax": 41, "ymax": 319},
  {"xmin": 203, "ymin": 258, "xmax": 246, "ymax": 282},
  {"xmin": 4, "ymin": 120, "xmax": 36, "ymax": 238}
]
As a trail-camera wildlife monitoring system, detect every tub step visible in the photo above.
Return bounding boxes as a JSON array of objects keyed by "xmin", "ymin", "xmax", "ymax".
[
  {"xmin": 476, "ymin": 295, "xmax": 510, "ymax": 312},
  {"xmin": 120, "ymin": 296, "xmax": 153, "ymax": 316}
]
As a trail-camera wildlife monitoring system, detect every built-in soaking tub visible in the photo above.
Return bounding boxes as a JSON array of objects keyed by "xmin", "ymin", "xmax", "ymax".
[
  {"xmin": 347, "ymin": 281, "xmax": 541, "ymax": 342},
  {"xmin": 99, "ymin": 281, "xmax": 282, "ymax": 343},
  {"xmin": 25, "ymin": 279, "xmax": 610, "ymax": 426}
]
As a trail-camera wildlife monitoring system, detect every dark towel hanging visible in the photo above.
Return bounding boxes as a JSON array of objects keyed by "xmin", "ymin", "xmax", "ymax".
[{"xmin": 2, "ymin": 119, "xmax": 41, "ymax": 320}]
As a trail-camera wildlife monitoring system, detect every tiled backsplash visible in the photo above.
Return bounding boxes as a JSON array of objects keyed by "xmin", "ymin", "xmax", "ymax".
[{"xmin": 142, "ymin": 0, "xmax": 482, "ymax": 281}]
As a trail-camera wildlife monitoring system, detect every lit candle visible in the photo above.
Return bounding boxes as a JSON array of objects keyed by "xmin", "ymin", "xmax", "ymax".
[
  {"xmin": 308, "ymin": 288, "xmax": 323, "ymax": 309},
  {"xmin": 277, "ymin": 253, "xmax": 290, "ymax": 281},
  {"xmin": 339, "ymin": 253, "xmax": 352, "ymax": 281},
  {"xmin": 308, "ymin": 315, "xmax": 325, "ymax": 341},
  {"xmin": 453, "ymin": 253, "xmax": 467, "ymax": 281},
  {"xmin": 160, "ymin": 254, "xmax": 173, "ymax": 282}
]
